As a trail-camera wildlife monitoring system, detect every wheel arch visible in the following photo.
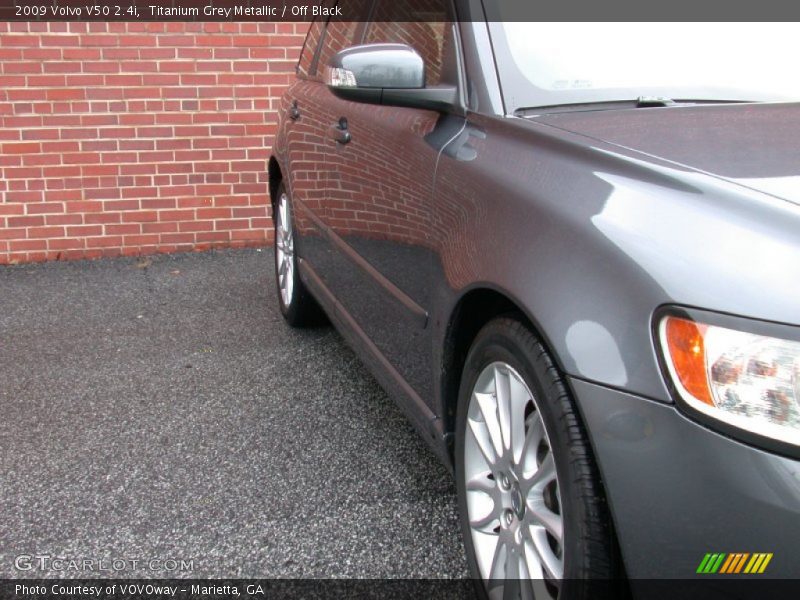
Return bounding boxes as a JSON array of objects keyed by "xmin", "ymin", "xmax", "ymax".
[{"xmin": 440, "ymin": 285, "xmax": 568, "ymax": 462}]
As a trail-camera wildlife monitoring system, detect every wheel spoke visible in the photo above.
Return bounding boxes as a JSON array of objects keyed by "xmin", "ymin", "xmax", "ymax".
[
  {"xmin": 522, "ymin": 538, "xmax": 543, "ymax": 578},
  {"xmin": 494, "ymin": 365, "xmax": 513, "ymax": 454},
  {"xmin": 530, "ymin": 526, "xmax": 564, "ymax": 580},
  {"xmin": 470, "ymin": 504, "xmax": 501, "ymax": 534},
  {"xmin": 522, "ymin": 540, "xmax": 556, "ymax": 599},
  {"xmin": 508, "ymin": 373, "xmax": 531, "ymax": 463},
  {"xmin": 502, "ymin": 556, "xmax": 520, "ymax": 600},
  {"xmin": 474, "ymin": 391, "xmax": 504, "ymax": 458},
  {"xmin": 527, "ymin": 451, "xmax": 556, "ymax": 491},
  {"xmin": 285, "ymin": 262, "xmax": 294, "ymax": 297},
  {"xmin": 489, "ymin": 539, "xmax": 509, "ymax": 582},
  {"xmin": 518, "ymin": 570, "xmax": 535, "ymax": 600},
  {"xmin": 279, "ymin": 195, "xmax": 288, "ymax": 227},
  {"xmin": 467, "ymin": 472, "xmax": 497, "ymax": 495},
  {"xmin": 468, "ymin": 419, "xmax": 499, "ymax": 469},
  {"xmin": 528, "ymin": 498, "xmax": 563, "ymax": 545},
  {"xmin": 520, "ymin": 416, "xmax": 544, "ymax": 476}
]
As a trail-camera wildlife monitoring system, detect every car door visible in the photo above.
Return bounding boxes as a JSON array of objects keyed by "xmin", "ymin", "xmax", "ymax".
[
  {"xmin": 317, "ymin": 2, "xmax": 459, "ymax": 404},
  {"xmin": 279, "ymin": 8, "xmax": 362, "ymax": 275}
]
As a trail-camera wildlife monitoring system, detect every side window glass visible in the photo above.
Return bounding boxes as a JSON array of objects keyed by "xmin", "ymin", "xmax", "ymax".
[
  {"xmin": 297, "ymin": 19, "xmax": 325, "ymax": 79},
  {"xmin": 364, "ymin": 1, "xmax": 455, "ymax": 86},
  {"xmin": 314, "ymin": 0, "xmax": 372, "ymax": 80}
]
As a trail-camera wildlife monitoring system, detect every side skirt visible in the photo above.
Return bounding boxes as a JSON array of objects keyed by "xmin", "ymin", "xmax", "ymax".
[{"xmin": 297, "ymin": 256, "xmax": 452, "ymax": 470}]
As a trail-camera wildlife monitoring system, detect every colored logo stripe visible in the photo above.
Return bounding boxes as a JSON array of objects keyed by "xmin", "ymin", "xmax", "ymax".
[
  {"xmin": 752, "ymin": 553, "xmax": 773, "ymax": 574},
  {"xmin": 697, "ymin": 553, "xmax": 726, "ymax": 574},
  {"xmin": 719, "ymin": 554, "xmax": 735, "ymax": 574},
  {"xmin": 698, "ymin": 553, "xmax": 773, "ymax": 574},
  {"xmin": 723, "ymin": 553, "xmax": 749, "ymax": 574}
]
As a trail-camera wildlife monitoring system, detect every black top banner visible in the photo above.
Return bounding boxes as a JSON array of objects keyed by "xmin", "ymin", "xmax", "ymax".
[{"xmin": 2, "ymin": 0, "xmax": 800, "ymax": 22}]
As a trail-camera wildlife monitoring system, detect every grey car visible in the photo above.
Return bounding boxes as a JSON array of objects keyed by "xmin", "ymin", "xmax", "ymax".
[{"xmin": 269, "ymin": 3, "xmax": 800, "ymax": 597}]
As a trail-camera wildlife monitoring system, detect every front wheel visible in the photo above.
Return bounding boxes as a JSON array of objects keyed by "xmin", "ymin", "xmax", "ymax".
[
  {"xmin": 273, "ymin": 183, "xmax": 323, "ymax": 327},
  {"xmin": 456, "ymin": 317, "xmax": 619, "ymax": 599}
]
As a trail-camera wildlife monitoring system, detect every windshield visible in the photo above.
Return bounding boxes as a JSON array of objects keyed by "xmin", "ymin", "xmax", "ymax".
[{"xmin": 492, "ymin": 23, "xmax": 800, "ymax": 112}]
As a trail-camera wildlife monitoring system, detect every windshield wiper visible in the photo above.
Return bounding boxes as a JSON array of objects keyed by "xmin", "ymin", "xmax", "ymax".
[
  {"xmin": 636, "ymin": 96, "xmax": 754, "ymax": 107},
  {"xmin": 636, "ymin": 96, "xmax": 675, "ymax": 107},
  {"xmin": 516, "ymin": 97, "xmax": 752, "ymax": 116}
]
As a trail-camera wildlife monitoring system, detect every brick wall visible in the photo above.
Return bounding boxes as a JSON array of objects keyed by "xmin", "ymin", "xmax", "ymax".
[{"xmin": 0, "ymin": 21, "xmax": 309, "ymax": 264}]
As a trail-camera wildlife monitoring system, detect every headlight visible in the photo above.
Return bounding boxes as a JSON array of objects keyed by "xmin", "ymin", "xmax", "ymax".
[{"xmin": 658, "ymin": 314, "xmax": 800, "ymax": 450}]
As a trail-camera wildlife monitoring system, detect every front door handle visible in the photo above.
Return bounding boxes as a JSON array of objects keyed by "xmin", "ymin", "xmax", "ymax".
[{"xmin": 329, "ymin": 117, "xmax": 351, "ymax": 144}]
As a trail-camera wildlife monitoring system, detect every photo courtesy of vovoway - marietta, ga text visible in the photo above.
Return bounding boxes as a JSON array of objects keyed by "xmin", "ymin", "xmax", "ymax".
[{"xmin": 15, "ymin": 583, "xmax": 259, "ymax": 597}]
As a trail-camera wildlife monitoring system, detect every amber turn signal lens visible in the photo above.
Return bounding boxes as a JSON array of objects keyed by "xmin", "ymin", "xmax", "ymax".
[{"xmin": 663, "ymin": 317, "xmax": 714, "ymax": 406}]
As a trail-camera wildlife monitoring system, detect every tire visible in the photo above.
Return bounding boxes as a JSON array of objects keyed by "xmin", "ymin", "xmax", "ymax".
[
  {"xmin": 273, "ymin": 182, "xmax": 324, "ymax": 327},
  {"xmin": 455, "ymin": 316, "xmax": 619, "ymax": 599}
]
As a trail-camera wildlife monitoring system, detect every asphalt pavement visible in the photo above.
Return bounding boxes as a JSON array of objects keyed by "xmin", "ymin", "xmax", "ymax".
[{"xmin": 0, "ymin": 248, "xmax": 468, "ymax": 579}]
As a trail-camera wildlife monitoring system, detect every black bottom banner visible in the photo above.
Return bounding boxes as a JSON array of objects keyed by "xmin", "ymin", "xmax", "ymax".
[{"xmin": 4, "ymin": 579, "xmax": 800, "ymax": 600}]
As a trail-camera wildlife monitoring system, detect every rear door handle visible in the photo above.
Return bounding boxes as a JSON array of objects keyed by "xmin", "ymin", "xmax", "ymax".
[{"xmin": 329, "ymin": 117, "xmax": 351, "ymax": 144}]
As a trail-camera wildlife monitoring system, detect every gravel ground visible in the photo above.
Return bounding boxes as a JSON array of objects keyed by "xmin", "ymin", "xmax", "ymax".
[{"xmin": 0, "ymin": 248, "xmax": 468, "ymax": 579}]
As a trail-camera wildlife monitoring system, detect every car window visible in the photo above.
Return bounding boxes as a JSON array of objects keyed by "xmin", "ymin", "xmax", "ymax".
[
  {"xmin": 314, "ymin": 0, "xmax": 372, "ymax": 80},
  {"xmin": 296, "ymin": 19, "xmax": 325, "ymax": 80},
  {"xmin": 363, "ymin": 1, "xmax": 455, "ymax": 86}
]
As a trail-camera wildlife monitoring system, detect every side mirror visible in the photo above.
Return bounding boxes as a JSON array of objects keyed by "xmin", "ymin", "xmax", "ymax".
[{"xmin": 325, "ymin": 43, "xmax": 457, "ymax": 112}]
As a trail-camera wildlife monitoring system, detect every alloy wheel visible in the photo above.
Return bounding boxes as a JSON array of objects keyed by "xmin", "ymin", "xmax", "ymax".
[
  {"xmin": 275, "ymin": 191, "xmax": 294, "ymax": 307},
  {"xmin": 464, "ymin": 361, "xmax": 564, "ymax": 599}
]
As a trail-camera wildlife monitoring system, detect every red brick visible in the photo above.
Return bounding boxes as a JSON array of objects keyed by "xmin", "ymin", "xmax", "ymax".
[
  {"xmin": 142, "ymin": 222, "xmax": 178, "ymax": 234},
  {"xmin": 8, "ymin": 216, "xmax": 44, "ymax": 227},
  {"xmin": 2, "ymin": 142, "xmax": 40, "ymax": 154},
  {"xmin": 28, "ymin": 226, "xmax": 65, "ymax": 238},
  {"xmin": 46, "ymin": 190, "xmax": 83, "ymax": 202},
  {"xmin": 158, "ymin": 35, "xmax": 194, "ymax": 47},
  {"xmin": 81, "ymin": 35, "xmax": 118, "ymax": 47},
  {"xmin": 0, "ymin": 23, "xmax": 299, "ymax": 264},
  {"xmin": 6, "ymin": 190, "xmax": 43, "ymax": 203},
  {"xmin": 26, "ymin": 203, "xmax": 64, "ymax": 215},
  {"xmin": 104, "ymin": 200, "xmax": 139, "ymax": 211},
  {"xmin": 215, "ymin": 219, "xmax": 250, "ymax": 230},
  {"xmin": 49, "ymin": 238, "xmax": 85, "ymax": 250},
  {"xmin": 63, "ymin": 48, "xmax": 102, "ymax": 60},
  {"xmin": 67, "ymin": 225, "xmax": 103, "ymax": 237},
  {"xmin": 160, "ymin": 233, "xmax": 195, "ymax": 244},
  {"xmin": 121, "ymin": 211, "xmax": 158, "ymax": 223},
  {"xmin": 46, "ymin": 214, "xmax": 83, "ymax": 226},
  {"xmin": 84, "ymin": 213, "xmax": 120, "ymax": 225},
  {"xmin": 119, "ymin": 35, "xmax": 156, "ymax": 47},
  {"xmin": 231, "ymin": 230, "xmax": 267, "ymax": 242},
  {"xmin": 86, "ymin": 236, "xmax": 123, "ymax": 248},
  {"xmin": 10, "ymin": 240, "xmax": 47, "ymax": 252},
  {"xmin": 1, "ymin": 36, "xmax": 40, "ymax": 47},
  {"xmin": 158, "ymin": 209, "xmax": 194, "ymax": 221},
  {"xmin": 197, "ymin": 231, "xmax": 229, "ymax": 243},
  {"xmin": 0, "ymin": 204, "xmax": 25, "ymax": 216},
  {"xmin": 196, "ymin": 36, "xmax": 234, "ymax": 47},
  {"xmin": 106, "ymin": 224, "xmax": 141, "ymax": 235},
  {"xmin": 179, "ymin": 220, "xmax": 214, "ymax": 233}
]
